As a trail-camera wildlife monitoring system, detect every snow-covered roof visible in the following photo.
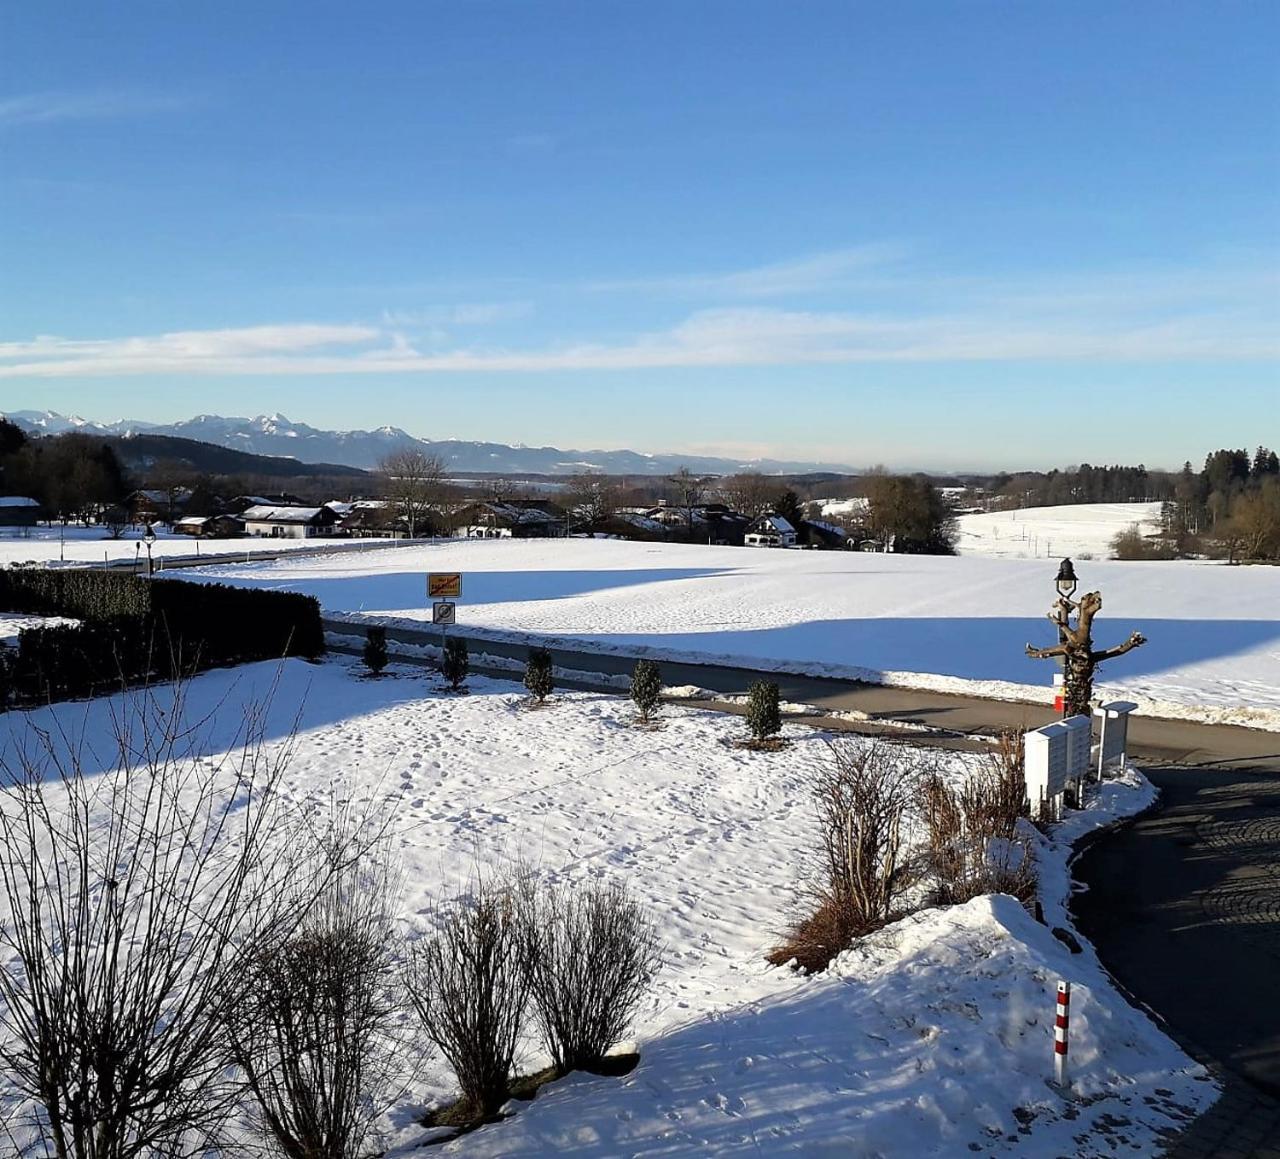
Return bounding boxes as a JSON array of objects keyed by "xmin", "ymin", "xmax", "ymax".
[
  {"xmin": 0, "ymin": 497, "xmax": 39, "ymax": 508},
  {"xmin": 241, "ymin": 505, "xmax": 326, "ymax": 523},
  {"xmin": 474, "ymin": 501, "xmax": 560, "ymax": 525},
  {"xmin": 174, "ymin": 516, "xmax": 210, "ymax": 528},
  {"xmin": 132, "ymin": 488, "xmax": 193, "ymax": 504},
  {"xmin": 803, "ymin": 519, "xmax": 847, "ymax": 538},
  {"xmin": 760, "ymin": 515, "xmax": 796, "ymax": 534},
  {"xmin": 324, "ymin": 501, "xmax": 354, "ymax": 515}
]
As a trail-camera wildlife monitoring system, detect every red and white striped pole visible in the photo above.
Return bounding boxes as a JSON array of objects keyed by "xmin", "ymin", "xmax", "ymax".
[{"xmin": 1054, "ymin": 980, "xmax": 1071, "ymax": 1086}]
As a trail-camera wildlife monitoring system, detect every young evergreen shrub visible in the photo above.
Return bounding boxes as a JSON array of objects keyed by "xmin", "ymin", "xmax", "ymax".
[
  {"xmin": 630, "ymin": 659, "xmax": 662, "ymax": 722},
  {"xmin": 524, "ymin": 647, "xmax": 554, "ymax": 703},
  {"xmin": 442, "ymin": 637, "xmax": 469, "ymax": 691},
  {"xmin": 363, "ymin": 626, "xmax": 388, "ymax": 675},
  {"xmin": 746, "ymin": 680, "xmax": 781, "ymax": 742}
]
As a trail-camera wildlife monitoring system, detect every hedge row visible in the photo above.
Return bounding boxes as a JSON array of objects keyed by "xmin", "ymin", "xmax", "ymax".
[
  {"xmin": 0, "ymin": 568, "xmax": 150, "ymax": 619},
  {"xmin": 0, "ymin": 570, "xmax": 324, "ymax": 707}
]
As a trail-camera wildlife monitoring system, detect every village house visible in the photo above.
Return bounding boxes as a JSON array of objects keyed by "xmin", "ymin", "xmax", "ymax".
[
  {"xmin": 640, "ymin": 501, "xmax": 751, "ymax": 545},
  {"xmin": 454, "ymin": 499, "xmax": 566, "ymax": 539},
  {"xmin": 0, "ymin": 496, "xmax": 41, "ymax": 527},
  {"xmin": 241, "ymin": 504, "xmax": 337, "ymax": 539},
  {"xmin": 795, "ymin": 519, "xmax": 848, "ymax": 550},
  {"xmin": 744, "ymin": 514, "xmax": 798, "ymax": 548},
  {"xmin": 335, "ymin": 500, "xmax": 407, "ymax": 538},
  {"xmin": 173, "ymin": 514, "xmax": 245, "ymax": 538},
  {"xmin": 128, "ymin": 488, "xmax": 193, "ymax": 526}
]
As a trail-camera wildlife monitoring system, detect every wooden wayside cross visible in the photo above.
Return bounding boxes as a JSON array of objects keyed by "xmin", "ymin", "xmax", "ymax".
[{"xmin": 1026, "ymin": 590, "xmax": 1147, "ymax": 718}]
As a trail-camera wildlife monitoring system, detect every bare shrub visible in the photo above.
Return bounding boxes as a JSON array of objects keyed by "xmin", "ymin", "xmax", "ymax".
[
  {"xmin": 406, "ymin": 876, "xmax": 530, "ymax": 1120},
  {"xmin": 231, "ymin": 820, "xmax": 402, "ymax": 1159},
  {"xmin": 519, "ymin": 878, "xmax": 660, "ymax": 1075},
  {"xmin": 0, "ymin": 675, "xmax": 311, "ymax": 1156},
  {"xmin": 922, "ymin": 734, "xmax": 1036, "ymax": 908},
  {"xmin": 773, "ymin": 741, "xmax": 920, "ymax": 971}
]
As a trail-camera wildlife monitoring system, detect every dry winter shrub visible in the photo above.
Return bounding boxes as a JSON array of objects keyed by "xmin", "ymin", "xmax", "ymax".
[
  {"xmin": 772, "ymin": 741, "xmax": 921, "ymax": 972},
  {"xmin": 922, "ymin": 738, "xmax": 1037, "ymax": 909},
  {"xmin": 519, "ymin": 877, "xmax": 661, "ymax": 1075},
  {"xmin": 231, "ymin": 822, "xmax": 403, "ymax": 1159},
  {"xmin": 406, "ymin": 876, "xmax": 531, "ymax": 1120},
  {"xmin": 0, "ymin": 675, "xmax": 312, "ymax": 1157}
]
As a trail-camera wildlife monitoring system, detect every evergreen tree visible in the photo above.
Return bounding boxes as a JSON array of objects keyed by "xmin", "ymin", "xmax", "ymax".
[
  {"xmin": 630, "ymin": 659, "xmax": 663, "ymax": 722},
  {"xmin": 524, "ymin": 647, "xmax": 554, "ymax": 703},
  {"xmin": 362, "ymin": 626, "xmax": 388, "ymax": 675},
  {"xmin": 746, "ymin": 680, "xmax": 781, "ymax": 742},
  {"xmin": 442, "ymin": 637, "xmax": 469, "ymax": 691}
]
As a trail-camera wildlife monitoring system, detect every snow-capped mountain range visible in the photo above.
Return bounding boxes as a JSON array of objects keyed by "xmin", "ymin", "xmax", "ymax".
[{"xmin": 1, "ymin": 410, "xmax": 857, "ymax": 476}]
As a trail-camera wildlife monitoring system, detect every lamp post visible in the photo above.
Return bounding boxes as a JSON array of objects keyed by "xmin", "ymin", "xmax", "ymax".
[
  {"xmin": 143, "ymin": 525, "xmax": 156, "ymax": 577},
  {"xmin": 1053, "ymin": 558, "xmax": 1078, "ymax": 716}
]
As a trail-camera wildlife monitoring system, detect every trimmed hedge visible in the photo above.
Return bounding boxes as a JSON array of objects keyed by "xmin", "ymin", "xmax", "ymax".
[
  {"xmin": 0, "ymin": 569, "xmax": 324, "ymax": 706},
  {"xmin": 0, "ymin": 568, "xmax": 150, "ymax": 619}
]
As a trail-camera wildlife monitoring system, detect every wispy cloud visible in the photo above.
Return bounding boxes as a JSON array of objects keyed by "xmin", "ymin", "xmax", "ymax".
[
  {"xmin": 587, "ymin": 244, "xmax": 907, "ymax": 298},
  {"xmin": 380, "ymin": 302, "xmax": 535, "ymax": 328},
  {"xmin": 3, "ymin": 255, "xmax": 1275, "ymax": 379},
  {"xmin": 0, "ymin": 89, "xmax": 192, "ymax": 129}
]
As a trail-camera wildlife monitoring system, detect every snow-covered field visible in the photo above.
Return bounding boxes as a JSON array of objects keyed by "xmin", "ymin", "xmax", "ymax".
[
  {"xmin": 0, "ymin": 657, "xmax": 1215, "ymax": 1155},
  {"xmin": 192, "ymin": 538, "xmax": 1280, "ymax": 728},
  {"xmin": 955, "ymin": 503, "xmax": 1166, "ymax": 560},
  {"xmin": 0, "ymin": 526, "xmax": 414, "ymax": 568}
]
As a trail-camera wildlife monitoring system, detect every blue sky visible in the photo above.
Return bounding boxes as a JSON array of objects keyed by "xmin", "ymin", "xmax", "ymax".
[{"xmin": 1, "ymin": 1, "xmax": 1276, "ymax": 470}]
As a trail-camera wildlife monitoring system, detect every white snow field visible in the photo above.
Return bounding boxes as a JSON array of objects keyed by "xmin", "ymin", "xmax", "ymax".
[
  {"xmin": 193, "ymin": 537, "xmax": 1280, "ymax": 728},
  {"xmin": 955, "ymin": 502, "xmax": 1166, "ymax": 560},
  {"xmin": 0, "ymin": 657, "xmax": 1214, "ymax": 1155},
  {"xmin": 0, "ymin": 525, "xmax": 415, "ymax": 568}
]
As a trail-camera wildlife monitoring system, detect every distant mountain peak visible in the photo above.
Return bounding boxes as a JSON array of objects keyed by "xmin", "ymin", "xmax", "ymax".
[{"xmin": 1, "ymin": 409, "xmax": 859, "ymax": 476}]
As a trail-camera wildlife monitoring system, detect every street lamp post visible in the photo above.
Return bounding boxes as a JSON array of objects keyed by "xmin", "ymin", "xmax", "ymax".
[
  {"xmin": 1053, "ymin": 559, "xmax": 1079, "ymax": 717},
  {"xmin": 143, "ymin": 525, "xmax": 156, "ymax": 577}
]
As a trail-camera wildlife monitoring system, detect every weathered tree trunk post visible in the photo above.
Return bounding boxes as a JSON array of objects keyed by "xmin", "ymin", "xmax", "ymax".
[{"xmin": 1027, "ymin": 589, "xmax": 1147, "ymax": 716}]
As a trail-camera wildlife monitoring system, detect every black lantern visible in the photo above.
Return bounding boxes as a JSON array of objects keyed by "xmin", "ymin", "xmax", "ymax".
[{"xmin": 1055, "ymin": 557, "xmax": 1078, "ymax": 600}]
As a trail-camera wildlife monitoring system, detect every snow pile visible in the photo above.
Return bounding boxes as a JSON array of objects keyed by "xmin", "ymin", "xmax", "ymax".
[
  {"xmin": 0, "ymin": 658, "xmax": 1214, "ymax": 1155},
  {"xmin": 191, "ymin": 537, "xmax": 1280, "ymax": 727},
  {"xmin": 956, "ymin": 503, "xmax": 1166, "ymax": 561},
  {"xmin": 0, "ymin": 613, "xmax": 79, "ymax": 645},
  {"xmin": 460, "ymin": 896, "xmax": 1209, "ymax": 1158}
]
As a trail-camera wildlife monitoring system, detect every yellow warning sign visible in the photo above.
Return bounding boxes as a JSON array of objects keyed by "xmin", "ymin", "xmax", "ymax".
[{"xmin": 428, "ymin": 572, "xmax": 462, "ymax": 599}]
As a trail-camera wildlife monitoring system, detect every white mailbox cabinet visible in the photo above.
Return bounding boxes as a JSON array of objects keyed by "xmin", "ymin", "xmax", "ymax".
[{"xmin": 1093, "ymin": 701, "xmax": 1138, "ymax": 779}]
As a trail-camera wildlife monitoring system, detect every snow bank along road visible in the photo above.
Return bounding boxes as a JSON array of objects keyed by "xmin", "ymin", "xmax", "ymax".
[
  {"xmin": 0, "ymin": 657, "xmax": 1218, "ymax": 1155},
  {"xmin": 323, "ymin": 617, "xmax": 1280, "ymax": 773},
  {"xmin": 189, "ymin": 537, "xmax": 1280, "ymax": 730}
]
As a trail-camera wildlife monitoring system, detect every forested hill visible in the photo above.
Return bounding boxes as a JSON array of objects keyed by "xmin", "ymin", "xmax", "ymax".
[{"xmin": 102, "ymin": 433, "xmax": 369, "ymax": 479}]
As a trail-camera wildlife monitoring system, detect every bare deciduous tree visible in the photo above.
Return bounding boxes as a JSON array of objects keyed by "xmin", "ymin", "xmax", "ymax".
[
  {"xmin": 378, "ymin": 448, "xmax": 446, "ymax": 539},
  {"xmin": 719, "ymin": 472, "xmax": 777, "ymax": 518},
  {"xmin": 563, "ymin": 473, "xmax": 619, "ymax": 533},
  {"xmin": 0, "ymin": 676, "xmax": 312, "ymax": 1158},
  {"xmin": 666, "ymin": 466, "xmax": 713, "ymax": 539},
  {"xmin": 1025, "ymin": 590, "xmax": 1146, "ymax": 717}
]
